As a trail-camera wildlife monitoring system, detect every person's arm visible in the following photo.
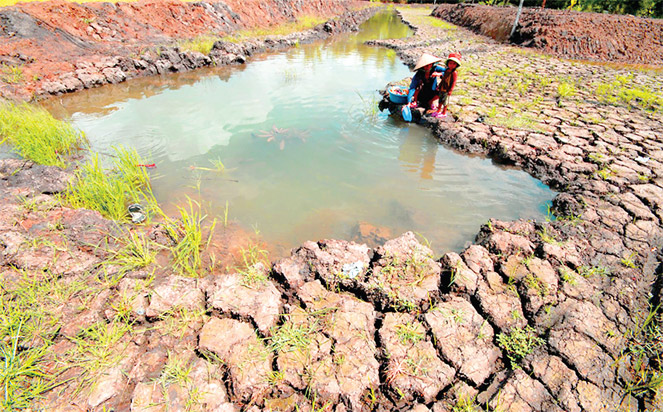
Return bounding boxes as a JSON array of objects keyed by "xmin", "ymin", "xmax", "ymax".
[{"xmin": 408, "ymin": 72, "xmax": 421, "ymax": 103}]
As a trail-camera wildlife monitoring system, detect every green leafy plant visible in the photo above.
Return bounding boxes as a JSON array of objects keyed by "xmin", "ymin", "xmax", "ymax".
[{"xmin": 497, "ymin": 326, "xmax": 544, "ymax": 368}]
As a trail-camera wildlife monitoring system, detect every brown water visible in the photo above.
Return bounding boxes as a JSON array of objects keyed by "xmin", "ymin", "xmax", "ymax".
[{"xmin": 44, "ymin": 10, "xmax": 555, "ymax": 256}]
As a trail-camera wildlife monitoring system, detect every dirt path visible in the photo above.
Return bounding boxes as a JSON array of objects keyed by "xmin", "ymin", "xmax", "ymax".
[{"xmin": 2, "ymin": 4, "xmax": 663, "ymax": 412}]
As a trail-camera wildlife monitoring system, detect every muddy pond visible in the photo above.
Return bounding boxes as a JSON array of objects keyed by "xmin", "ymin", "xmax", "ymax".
[{"xmin": 45, "ymin": 10, "xmax": 555, "ymax": 257}]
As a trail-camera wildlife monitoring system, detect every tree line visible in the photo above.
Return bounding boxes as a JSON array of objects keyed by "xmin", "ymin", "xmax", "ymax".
[{"xmin": 400, "ymin": 0, "xmax": 662, "ymax": 18}]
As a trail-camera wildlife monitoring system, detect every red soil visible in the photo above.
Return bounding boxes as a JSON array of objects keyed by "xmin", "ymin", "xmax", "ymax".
[
  {"xmin": 0, "ymin": 0, "xmax": 362, "ymax": 99},
  {"xmin": 432, "ymin": 4, "xmax": 663, "ymax": 66}
]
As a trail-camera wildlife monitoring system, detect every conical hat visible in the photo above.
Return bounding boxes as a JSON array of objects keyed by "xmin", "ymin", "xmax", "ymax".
[{"xmin": 412, "ymin": 53, "xmax": 442, "ymax": 72}]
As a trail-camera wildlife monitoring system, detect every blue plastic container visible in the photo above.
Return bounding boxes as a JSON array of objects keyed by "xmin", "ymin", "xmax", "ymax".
[
  {"xmin": 388, "ymin": 86, "xmax": 409, "ymax": 104},
  {"xmin": 401, "ymin": 105, "xmax": 412, "ymax": 122}
]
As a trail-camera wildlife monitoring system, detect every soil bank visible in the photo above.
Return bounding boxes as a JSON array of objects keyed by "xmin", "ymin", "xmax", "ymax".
[
  {"xmin": 432, "ymin": 3, "xmax": 663, "ymax": 66},
  {"xmin": 0, "ymin": 0, "xmax": 369, "ymax": 100}
]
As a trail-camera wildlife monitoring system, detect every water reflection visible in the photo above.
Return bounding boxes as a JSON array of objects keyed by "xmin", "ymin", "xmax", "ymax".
[
  {"xmin": 43, "ymin": 10, "xmax": 554, "ymax": 256},
  {"xmin": 398, "ymin": 128, "xmax": 439, "ymax": 180}
]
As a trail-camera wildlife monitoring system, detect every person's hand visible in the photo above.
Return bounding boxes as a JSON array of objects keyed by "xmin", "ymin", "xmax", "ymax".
[
  {"xmin": 432, "ymin": 72, "xmax": 443, "ymax": 77},
  {"xmin": 409, "ymin": 102, "xmax": 418, "ymax": 108}
]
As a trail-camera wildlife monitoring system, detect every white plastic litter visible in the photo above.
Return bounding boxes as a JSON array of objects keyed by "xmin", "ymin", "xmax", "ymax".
[{"xmin": 342, "ymin": 261, "xmax": 364, "ymax": 279}]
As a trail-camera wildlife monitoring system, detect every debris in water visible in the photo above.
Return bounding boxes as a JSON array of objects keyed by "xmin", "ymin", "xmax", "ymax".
[
  {"xmin": 128, "ymin": 203, "xmax": 146, "ymax": 224},
  {"xmin": 254, "ymin": 125, "xmax": 310, "ymax": 150}
]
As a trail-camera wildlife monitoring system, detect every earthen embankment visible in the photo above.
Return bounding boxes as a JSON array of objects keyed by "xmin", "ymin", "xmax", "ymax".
[
  {"xmin": 432, "ymin": 4, "xmax": 663, "ymax": 65},
  {"xmin": 0, "ymin": 0, "xmax": 370, "ymax": 99}
]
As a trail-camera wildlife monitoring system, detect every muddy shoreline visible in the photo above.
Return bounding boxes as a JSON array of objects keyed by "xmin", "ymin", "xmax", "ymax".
[
  {"xmin": 0, "ymin": 0, "xmax": 374, "ymax": 100},
  {"xmin": 1, "ymin": 3, "xmax": 663, "ymax": 412}
]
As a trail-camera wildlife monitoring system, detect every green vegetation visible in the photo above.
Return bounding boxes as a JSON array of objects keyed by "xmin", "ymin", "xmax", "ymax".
[
  {"xmin": 0, "ymin": 320, "xmax": 50, "ymax": 410},
  {"xmin": 68, "ymin": 320, "xmax": 133, "ymax": 392},
  {"xmin": 395, "ymin": 321, "xmax": 424, "ymax": 345},
  {"xmin": 107, "ymin": 230, "xmax": 158, "ymax": 273},
  {"xmin": 0, "ymin": 64, "xmax": 23, "ymax": 84},
  {"xmin": 497, "ymin": 326, "xmax": 544, "ymax": 368},
  {"xmin": 222, "ymin": 15, "xmax": 326, "ymax": 42},
  {"xmin": 595, "ymin": 76, "xmax": 663, "ymax": 112},
  {"xmin": 232, "ymin": 240, "xmax": 269, "ymax": 286},
  {"xmin": 0, "ymin": 269, "xmax": 106, "ymax": 408},
  {"xmin": 267, "ymin": 321, "xmax": 316, "ymax": 353},
  {"xmin": 65, "ymin": 147, "xmax": 158, "ymax": 221},
  {"xmin": 556, "ymin": 82, "xmax": 575, "ymax": 106},
  {"xmin": 579, "ymin": 265, "xmax": 611, "ymax": 277},
  {"xmin": 177, "ymin": 34, "xmax": 221, "ymax": 55},
  {"xmin": 0, "ymin": 102, "xmax": 87, "ymax": 168},
  {"xmin": 538, "ymin": 227, "xmax": 560, "ymax": 245},
  {"xmin": 618, "ymin": 306, "xmax": 663, "ymax": 400},
  {"xmin": 524, "ymin": 274, "xmax": 548, "ymax": 297},
  {"xmin": 164, "ymin": 197, "xmax": 216, "ymax": 277},
  {"xmin": 621, "ymin": 252, "xmax": 638, "ymax": 269},
  {"xmin": 559, "ymin": 266, "xmax": 577, "ymax": 285},
  {"xmin": 451, "ymin": 395, "xmax": 488, "ymax": 412}
]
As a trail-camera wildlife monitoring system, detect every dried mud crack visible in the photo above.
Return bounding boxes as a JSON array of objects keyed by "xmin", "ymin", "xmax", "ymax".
[{"xmin": 2, "ymin": 3, "xmax": 663, "ymax": 412}]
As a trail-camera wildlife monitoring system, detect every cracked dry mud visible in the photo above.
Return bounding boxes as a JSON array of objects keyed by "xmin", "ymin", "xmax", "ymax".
[{"xmin": 1, "ymin": 4, "xmax": 663, "ymax": 412}]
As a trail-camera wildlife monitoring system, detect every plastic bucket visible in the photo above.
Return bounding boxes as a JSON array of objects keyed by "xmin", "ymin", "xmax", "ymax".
[{"xmin": 388, "ymin": 86, "xmax": 409, "ymax": 104}]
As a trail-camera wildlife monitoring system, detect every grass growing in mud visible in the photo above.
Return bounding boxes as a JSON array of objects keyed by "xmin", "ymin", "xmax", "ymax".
[
  {"xmin": 65, "ymin": 146, "xmax": 158, "ymax": 221},
  {"xmin": 178, "ymin": 34, "xmax": 221, "ymax": 55},
  {"xmin": 0, "ymin": 269, "xmax": 99, "ymax": 409},
  {"xmin": 222, "ymin": 15, "xmax": 326, "ymax": 42},
  {"xmin": 0, "ymin": 102, "xmax": 87, "ymax": 168},
  {"xmin": 164, "ymin": 197, "xmax": 217, "ymax": 277}
]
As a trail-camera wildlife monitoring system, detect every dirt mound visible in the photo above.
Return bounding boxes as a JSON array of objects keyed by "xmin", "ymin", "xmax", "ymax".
[
  {"xmin": 432, "ymin": 4, "xmax": 663, "ymax": 66},
  {"xmin": 0, "ymin": 0, "xmax": 365, "ymax": 99}
]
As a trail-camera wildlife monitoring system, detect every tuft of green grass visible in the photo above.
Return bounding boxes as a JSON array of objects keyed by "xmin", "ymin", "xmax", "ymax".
[
  {"xmin": 579, "ymin": 265, "xmax": 610, "ymax": 278},
  {"xmin": 234, "ymin": 241, "xmax": 269, "ymax": 286},
  {"xmin": 617, "ymin": 305, "xmax": 663, "ymax": 400},
  {"xmin": 0, "ymin": 102, "xmax": 87, "ymax": 168},
  {"xmin": 159, "ymin": 351, "xmax": 192, "ymax": 386},
  {"xmin": 266, "ymin": 321, "xmax": 316, "ymax": 353},
  {"xmin": 177, "ymin": 34, "xmax": 221, "ymax": 55},
  {"xmin": 164, "ymin": 197, "xmax": 216, "ymax": 277},
  {"xmin": 538, "ymin": 227, "xmax": 559, "ymax": 245},
  {"xmin": 107, "ymin": 230, "xmax": 158, "ymax": 273},
  {"xmin": 0, "ymin": 64, "xmax": 23, "ymax": 84},
  {"xmin": 0, "ymin": 320, "xmax": 51, "ymax": 410},
  {"xmin": 621, "ymin": 252, "xmax": 638, "ymax": 269},
  {"xmin": 497, "ymin": 326, "xmax": 544, "ymax": 368},
  {"xmin": 556, "ymin": 82, "xmax": 575, "ymax": 106},
  {"xmin": 395, "ymin": 321, "xmax": 424, "ymax": 345},
  {"xmin": 67, "ymin": 320, "xmax": 132, "ymax": 393},
  {"xmin": 65, "ymin": 146, "xmax": 158, "ymax": 221},
  {"xmin": 222, "ymin": 15, "xmax": 326, "ymax": 42}
]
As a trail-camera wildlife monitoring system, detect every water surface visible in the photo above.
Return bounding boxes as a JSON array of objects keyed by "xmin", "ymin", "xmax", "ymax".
[{"xmin": 45, "ymin": 10, "xmax": 555, "ymax": 256}]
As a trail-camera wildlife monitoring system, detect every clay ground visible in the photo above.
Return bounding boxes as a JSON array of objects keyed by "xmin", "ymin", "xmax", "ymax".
[
  {"xmin": 0, "ymin": 0, "xmax": 367, "ymax": 100},
  {"xmin": 1, "ymin": 2, "xmax": 663, "ymax": 412}
]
